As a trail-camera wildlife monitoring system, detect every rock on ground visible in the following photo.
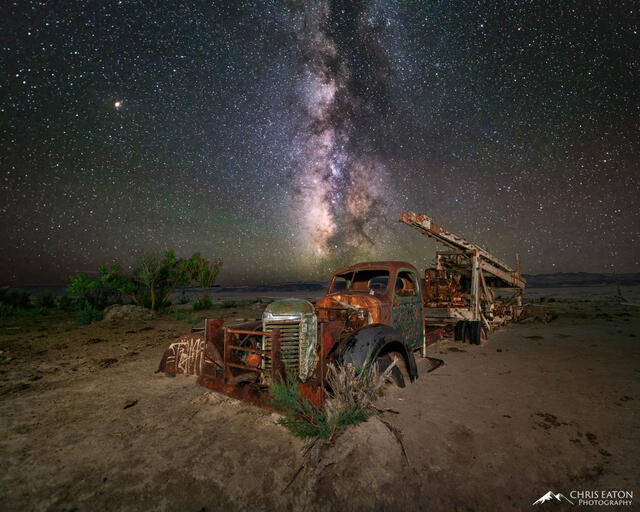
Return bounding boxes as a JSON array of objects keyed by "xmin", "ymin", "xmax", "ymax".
[{"xmin": 102, "ymin": 304, "xmax": 155, "ymax": 322}]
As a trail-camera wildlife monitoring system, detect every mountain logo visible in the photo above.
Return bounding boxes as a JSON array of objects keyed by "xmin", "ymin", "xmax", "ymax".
[{"xmin": 532, "ymin": 491, "xmax": 574, "ymax": 506}]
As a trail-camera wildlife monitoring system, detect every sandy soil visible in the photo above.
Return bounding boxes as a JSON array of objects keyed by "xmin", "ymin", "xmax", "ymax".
[{"xmin": 0, "ymin": 298, "xmax": 638, "ymax": 511}]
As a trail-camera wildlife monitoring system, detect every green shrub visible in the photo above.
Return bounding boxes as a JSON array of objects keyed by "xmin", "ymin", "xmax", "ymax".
[
  {"xmin": 0, "ymin": 287, "xmax": 37, "ymax": 317},
  {"xmin": 75, "ymin": 301, "xmax": 103, "ymax": 325},
  {"xmin": 269, "ymin": 370, "xmax": 332, "ymax": 440},
  {"xmin": 220, "ymin": 300, "xmax": 236, "ymax": 309},
  {"xmin": 35, "ymin": 292, "xmax": 56, "ymax": 309},
  {"xmin": 0, "ymin": 303, "xmax": 15, "ymax": 318},
  {"xmin": 190, "ymin": 254, "xmax": 222, "ymax": 303},
  {"xmin": 193, "ymin": 296, "xmax": 213, "ymax": 311},
  {"xmin": 57, "ymin": 295, "xmax": 78, "ymax": 311},
  {"xmin": 0, "ymin": 305, "xmax": 50, "ymax": 318},
  {"xmin": 268, "ymin": 361, "xmax": 393, "ymax": 440},
  {"xmin": 173, "ymin": 311, "xmax": 182, "ymax": 321},
  {"xmin": 132, "ymin": 250, "xmax": 198, "ymax": 311},
  {"xmin": 184, "ymin": 312, "xmax": 197, "ymax": 324},
  {"xmin": 68, "ymin": 265, "xmax": 125, "ymax": 309},
  {"xmin": 65, "ymin": 252, "xmax": 222, "ymax": 313},
  {"xmin": 1, "ymin": 290, "xmax": 32, "ymax": 309}
]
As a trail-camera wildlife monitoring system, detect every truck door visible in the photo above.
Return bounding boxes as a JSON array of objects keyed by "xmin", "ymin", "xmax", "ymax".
[{"xmin": 392, "ymin": 269, "xmax": 423, "ymax": 349}]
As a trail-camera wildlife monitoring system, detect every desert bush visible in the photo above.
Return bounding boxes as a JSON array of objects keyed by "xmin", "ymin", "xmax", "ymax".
[
  {"xmin": 269, "ymin": 361, "xmax": 394, "ymax": 440},
  {"xmin": 57, "ymin": 295, "xmax": 78, "ymax": 311},
  {"xmin": 0, "ymin": 287, "xmax": 34, "ymax": 317},
  {"xmin": 67, "ymin": 265, "xmax": 124, "ymax": 309},
  {"xmin": 193, "ymin": 296, "xmax": 213, "ymax": 311},
  {"xmin": 131, "ymin": 250, "xmax": 201, "ymax": 310},
  {"xmin": 66, "ymin": 251, "xmax": 222, "ymax": 312},
  {"xmin": 0, "ymin": 303, "xmax": 15, "ymax": 318},
  {"xmin": 0, "ymin": 306, "xmax": 48, "ymax": 318},
  {"xmin": 269, "ymin": 369, "xmax": 332, "ymax": 439},
  {"xmin": 190, "ymin": 253, "xmax": 222, "ymax": 301},
  {"xmin": 35, "ymin": 292, "xmax": 56, "ymax": 309},
  {"xmin": 324, "ymin": 360, "xmax": 393, "ymax": 426},
  {"xmin": 76, "ymin": 301, "xmax": 103, "ymax": 325},
  {"xmin": 172, "ymin": 310, "xmax": 196, "ymax": 323},
  {"xmin": 131, "ymin": 252, "xmax": 165, "ymax": 309},
  {"xmin": 0, "ymin": 288, "xmax": 32, "ymax": 309}
]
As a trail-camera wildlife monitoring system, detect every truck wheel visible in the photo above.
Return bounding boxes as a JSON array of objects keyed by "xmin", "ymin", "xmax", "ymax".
[
  {"xmin": 383, "ymin": 352, "xmax": 410, "ymax": 385},
  {"xmin": 376, "ymin": 357, "xmax": 405, "ymax": 388},
  {"xmin": 462, "ymin": 323, "xmax": 471, "ymax": 344},
  {"xmin": 469, "ymin": 321, "xmax": 484, "ymax": 345}
]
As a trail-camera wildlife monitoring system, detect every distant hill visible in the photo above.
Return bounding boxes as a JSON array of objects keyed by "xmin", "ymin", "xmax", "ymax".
[
  {"xmin": 9, "ymin": 274, "xmax": 640, "ymax": 296},
  {"xmin": 522, "ymin": 272, "xmax": 640, "ymax": 288},
  {"xmin": 207, "ymin": 282, "xmax": 328, "ymax": 293}
]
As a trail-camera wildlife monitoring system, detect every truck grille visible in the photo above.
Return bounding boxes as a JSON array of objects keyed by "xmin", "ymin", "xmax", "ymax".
[{"xmin": 262, "ymin": 321, "xmax": 300, "ymax": 374}]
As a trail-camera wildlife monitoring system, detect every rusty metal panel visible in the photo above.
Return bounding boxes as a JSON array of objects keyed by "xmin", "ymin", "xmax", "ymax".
[
  {"xmin": 157, "ymin": 333, "xmax": 205, "ymax": 375},
  {"xmin": 391, "ymin": 267, "xmax": 423, "ymax": 350}
]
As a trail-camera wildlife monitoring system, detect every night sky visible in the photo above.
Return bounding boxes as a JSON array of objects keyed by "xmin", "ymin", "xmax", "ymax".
[{"xmin": 2, "ymin": 1, "xmax": 639, "ymax": 285}]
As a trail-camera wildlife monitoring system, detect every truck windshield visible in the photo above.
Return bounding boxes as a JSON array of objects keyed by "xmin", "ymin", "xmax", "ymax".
[{"xmin": 330, "ymin": 269, "xmax": 389, "ymax": 293}]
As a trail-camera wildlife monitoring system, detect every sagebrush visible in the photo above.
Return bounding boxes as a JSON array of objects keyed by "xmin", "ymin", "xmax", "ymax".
[
  {"xmin": 75, "ymin": 301, "xmax": 103, "ymax": 325},
  {"xmin": 268, "ymin": 360, "xmax": 395, "ymax": 440}
]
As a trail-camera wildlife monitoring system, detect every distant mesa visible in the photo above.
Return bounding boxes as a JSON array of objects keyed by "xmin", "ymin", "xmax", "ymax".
[{"xmin": 523, "ymin": 272, "xmax": 640, "ymax": 288}]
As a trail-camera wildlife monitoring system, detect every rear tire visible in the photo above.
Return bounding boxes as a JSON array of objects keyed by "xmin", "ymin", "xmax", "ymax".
[
  {"xmin": 376, "ymin": 357, "xmax": 405, "ymax": 388},
  {"xmin": 383, "ymin": 351, "xmax": 410, "ymax": 385},
  {"xmin": 469, "ymin": 321, "xmax": 484, "ymax": 345},
  {"xmin": 462, "ymin": 323, "xmax": 471, "ymax": 344}
]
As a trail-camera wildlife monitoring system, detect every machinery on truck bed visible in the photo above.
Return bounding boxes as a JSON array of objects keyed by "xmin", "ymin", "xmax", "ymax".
[
  {"xmin": 399, "ymin": 211, "xmax": 526, "ymax": 343},
  {"xmin": 158, "ymin": 260, "xmax": 445, "ymax": 408},
  {"xmin": 158, "ymin": 210, "xmax": 524, "ymax": 408}
]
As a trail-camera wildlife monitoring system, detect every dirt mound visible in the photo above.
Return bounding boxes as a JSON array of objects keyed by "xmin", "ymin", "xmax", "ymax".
[
  {"xmin": 292, "ymin": 417, "xmax": 419, "ymax": 508},
  {"xmin": 102, "ymin": 304, "xmax": 155, "ymax": 322},
  {"xmin": 520, "ymin": 304, "xmax": 560, "ymax": 323}
]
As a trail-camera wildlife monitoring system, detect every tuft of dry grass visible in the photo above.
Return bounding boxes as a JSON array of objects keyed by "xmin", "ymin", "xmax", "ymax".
[
  {"xmin": 324, "ymin": 359, "xmax": 396, "ymax": 427},
  {"xmin": 269, "ymin": 359, "xmax": 396, "ymax": 440}
]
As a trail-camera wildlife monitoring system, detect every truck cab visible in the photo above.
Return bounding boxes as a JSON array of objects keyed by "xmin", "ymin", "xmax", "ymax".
[{"xmin": 315, "ymin": 261, "xmax": 426, "ymax": 352}]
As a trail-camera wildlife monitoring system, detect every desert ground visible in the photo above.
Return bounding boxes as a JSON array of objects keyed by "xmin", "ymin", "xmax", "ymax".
[{"xmin": 1, "ymin": 289, "xmax": 639, "ymax": 511}]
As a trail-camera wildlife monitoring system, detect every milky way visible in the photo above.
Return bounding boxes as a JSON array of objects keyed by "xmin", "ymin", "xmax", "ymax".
[
  {"xmin": 296, "ymin": 1, "xmax": 389, "ymax": 259},
  {"xmin": 1, "ymin": 1, "xmax": 638, "ymax": 285}
]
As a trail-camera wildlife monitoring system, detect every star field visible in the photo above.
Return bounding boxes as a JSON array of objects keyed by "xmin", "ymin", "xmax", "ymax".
[{"xmin": 1, "ymin": 1, "xmax": 638, "ymax": 285}]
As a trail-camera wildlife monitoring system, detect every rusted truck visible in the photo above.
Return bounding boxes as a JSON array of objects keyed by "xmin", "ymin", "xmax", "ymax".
[
  {"xmin": 159, "ymin": 211, "xmax": 525, "ymax": 407},
  {"xmin": 158, "ymin": 260, "xmax": 445, "ymax": 408}
]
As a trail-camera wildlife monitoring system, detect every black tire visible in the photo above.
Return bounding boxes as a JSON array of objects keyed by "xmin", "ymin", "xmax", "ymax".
[
  {"xmin": 469, "ymin": 321, "xmax": 484, "ymax": 345},
  {"xmin": 462, "ymin": 323, "xmax": 471, "ymax": 344},
  {"xmin": 376, "ymin": 357, "xmax": 405, "ymax": 388},
  {"xmin": 384, "ymin": 351, "xmax": 410, "ymax": 384}
]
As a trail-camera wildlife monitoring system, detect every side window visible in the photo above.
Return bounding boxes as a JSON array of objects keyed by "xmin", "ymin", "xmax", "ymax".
[
  {"xmin": 395, "ymin": 271, "xmax": 417, "ymax": 297},
  {"xmin": 331, "ymin": 275, "xmax": 351, "ymax": 292}
]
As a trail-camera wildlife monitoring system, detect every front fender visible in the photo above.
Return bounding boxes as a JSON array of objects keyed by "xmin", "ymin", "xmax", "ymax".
[{"xmin": 339, "ymin": 324, "xmax": 418, "ymax": 381}]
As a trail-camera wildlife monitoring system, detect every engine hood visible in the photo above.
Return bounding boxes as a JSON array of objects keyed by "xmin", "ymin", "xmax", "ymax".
[
  {"xmin": 263, "ymin": 298, "xmax": 314, "ymax": 321},
  {"xmin": 316, "ymin": 292, "xmax": 383, "ymax": 324}
]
